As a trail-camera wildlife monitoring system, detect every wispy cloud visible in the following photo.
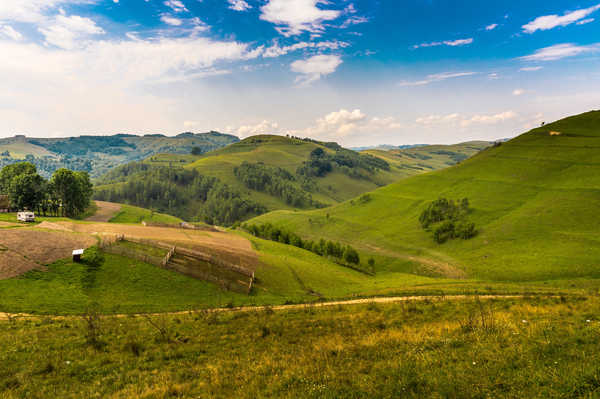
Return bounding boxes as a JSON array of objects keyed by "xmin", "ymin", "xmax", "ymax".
[
  {"xmin": 520, "ymin": 43, "xmax": 599, "ymax": 61},
  {"xmin": 163, "ymin": 0, "xmax": 188, "ymax": 13},
  {"xmin": 520, "ymin": 66, "xmax": 543, "ymax": 72},
  {"xmin": 399, "ymin": 71, "xmax": 477, "ymax": 87},
  {"xmin": 413, "ymin": 38, "xmax": 473, "ymax": 49},
  {"xmin": 522, "ymin": 4, "xmax": 600, "ymax": 33},
  {"xmin": 416, "ymin": 111, "xmax": 517, "ymax": 128},
  {"xmin": 485, "ymin": 23, "xmax": 498, "ymax": 31},
  {"xmin": 0, "ymin": 25, "xmax": 22, "ymax": 40}
]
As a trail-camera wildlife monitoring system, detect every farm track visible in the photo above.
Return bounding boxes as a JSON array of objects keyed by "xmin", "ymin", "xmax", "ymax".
[
  {"xmin": 85, "ymin": 201, "xmax": 121, "ymax": 222},
  {"xmin": 0, "ymin": 294, "xmax": 546, "ymax": 321}
]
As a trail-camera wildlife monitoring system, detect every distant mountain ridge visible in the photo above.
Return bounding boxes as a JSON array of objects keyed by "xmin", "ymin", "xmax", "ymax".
[{"xmin": 0, "ymin": 132, "xmax": 239, "ymax": 177}]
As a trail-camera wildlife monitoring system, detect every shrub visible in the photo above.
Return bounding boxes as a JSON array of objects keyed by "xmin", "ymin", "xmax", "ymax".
[{"xmin": 420, "ymin": 197, "xmax": 477, "ymax": 244}]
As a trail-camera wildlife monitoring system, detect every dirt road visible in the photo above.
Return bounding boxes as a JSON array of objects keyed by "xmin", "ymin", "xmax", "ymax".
[
  {"xmin": 0, "ymin": 294, "xmax": 531, "ymax": 321},
  {"xmin": 85, "ymin": 201, "xmax": 121, "ymax": 222}
]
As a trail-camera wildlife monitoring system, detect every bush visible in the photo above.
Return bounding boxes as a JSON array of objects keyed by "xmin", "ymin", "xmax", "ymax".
[{"xmin": 420, "ymin": 198, "xmax": 477, "ymax": 244}]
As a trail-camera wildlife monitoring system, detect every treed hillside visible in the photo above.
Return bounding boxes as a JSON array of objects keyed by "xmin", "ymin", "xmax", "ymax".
[
  {"xmin": 250, "ymin": 111, "xmax": 600, "ymax": 283},
  {"xmin": 0, "ymin": 132, "xmax": 239, "ymax": 178},
  {"xmin": 94, "ymin": 135, "xmax": 489, "ymax": 225}
]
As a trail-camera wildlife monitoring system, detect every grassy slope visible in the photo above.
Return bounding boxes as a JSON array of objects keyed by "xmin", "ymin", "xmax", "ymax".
[
  {"xmin": 108, "ymin": 204, "xmax": 183, "ymax": 224},
  {"xmin": 1, "ymin": 296, "xmax": 599, "ymax": 398},
  {"xmin": 251, "ymin": 111, "xmax": 600, "ymax": 284}
]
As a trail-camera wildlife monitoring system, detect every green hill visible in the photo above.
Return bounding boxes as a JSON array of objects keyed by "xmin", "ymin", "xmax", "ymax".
[
  {"xmin": 250, "ymin": 111, "xmax": 600, "ymax": 284},
  {"xmin": 95, "ymin": 135, "xmax": 491, "ymax": 224},
  {"xmin": 0, "ymin": 132, "xmax": 239, "ymax": 178}
]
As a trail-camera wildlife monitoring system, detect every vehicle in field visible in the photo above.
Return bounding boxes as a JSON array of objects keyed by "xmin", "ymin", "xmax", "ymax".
[{"xmin": 17, "ymin": 211, "xmax": 35, "ymax": 222}]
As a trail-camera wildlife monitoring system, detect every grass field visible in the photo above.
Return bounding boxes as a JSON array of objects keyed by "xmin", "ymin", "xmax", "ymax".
[{"xmin": 1, "ymin": 295, "xmax": 599, "ymax": 398}]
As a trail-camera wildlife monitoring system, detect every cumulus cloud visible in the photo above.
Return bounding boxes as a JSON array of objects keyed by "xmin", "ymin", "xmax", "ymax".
[
  {"xmin": 290, "ymin": 54, "xmax": 342, "ymax": 86},
  {"xmin": 519, "ymin": 43, "xmax": 599, "ymax": 61},
  {"xmin": 512, "ymin": 89, "xmax": 525, "ymax": 96},
  {"xmin": 160, "ymin": 14, "xmax": 183, "ymax": 26},
  {"xmin": 286, "ymin": 109, "xmax": 402, "ymax": 140},
  {"xmin": 38, "ymin": 14, "xmax": 105, "ymax": 49},
  {"xmin": 260, "ymin": 0, "xmax": 341, "ymax": 36},
  {"xmin": 413, "ymin": 38, "xmax": 473, "ymax": 49},
  {"xmin": 399, "ymin": 71, "xmax": 477, "ymax": 86},
  {"xmin": 416, "ymin": 111, "xmax": 517, "ymax": 128},
  {"xmin": 228, "ymin": 0, "xmax": 251, "ymax": 12},
  {"xmin": 235, "ymin": 120, "xmax": 281, "ymax": 137},
  {"xmin": 522, "ymin": 4, "xmax": 600, "ymax": 33}
]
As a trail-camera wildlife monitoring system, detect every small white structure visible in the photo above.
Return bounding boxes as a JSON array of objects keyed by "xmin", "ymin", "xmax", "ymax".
[
  {"xmin": 72, "ymin": 249, "xmax": 84, "ymax": 262},
  {"xmin": 17, "ymin": 211, "xmax": 35, "ymax": 222}
]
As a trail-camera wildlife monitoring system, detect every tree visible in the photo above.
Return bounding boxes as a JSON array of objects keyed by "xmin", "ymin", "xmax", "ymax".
[
  {"xmin": 0, "ymin": 162, "xmax": 37, "ymax": 193},
  {"xmin": 8, "ymin": 173, "xmax": 45, "ymax": 211},
  {"xmin": 50, "ymin": 169, "xmax": 93, "ymax": 217},
  {"xmin": 343, "ymin": 246, "xmax": 360, "ymax": 265},
  {"xmin": 191, "ymin": 147, "xmax": 203, "ymax": 155}
]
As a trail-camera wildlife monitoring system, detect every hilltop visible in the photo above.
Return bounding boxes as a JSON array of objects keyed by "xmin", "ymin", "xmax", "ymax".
[
  {"xmin": 250, "ymin": 111, "xmax": 600, "ymax": 284},
  {"xmin": 0, "ymin": 132, "xmax": 239, "ymax": 178},
  {"xmin": 94, "ymin": 135, "xmax": 490, "ymax": 224}
]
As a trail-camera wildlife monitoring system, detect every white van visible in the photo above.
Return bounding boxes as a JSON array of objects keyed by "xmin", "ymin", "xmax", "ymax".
[{"xmin": 17, "ymin": 211, "xmax": 35, "ymax": 222}]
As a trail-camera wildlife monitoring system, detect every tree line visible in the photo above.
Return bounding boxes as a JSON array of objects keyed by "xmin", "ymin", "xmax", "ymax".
[
  {"xmin": 297, "ymin": 147, "xmax": 390, "ymax": 180},
  {"xmin": 244, "ymin": 222, "xmax": 361, "ymax": 265},
  {"xmin": 94, "ymin": 164, "xmax": 266, "ymax": 226},
  {"xmin": 0, "ymin": 162, "xmax": 93, "ymax": 217}
]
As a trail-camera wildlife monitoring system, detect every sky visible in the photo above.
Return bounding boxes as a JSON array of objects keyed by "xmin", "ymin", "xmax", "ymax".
[{"xmin": 0, "ymin": 1, "xmax": 599, "ymax": 146}]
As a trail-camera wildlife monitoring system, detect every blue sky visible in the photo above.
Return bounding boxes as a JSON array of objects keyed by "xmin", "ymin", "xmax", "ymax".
[{"xmin": 0, "ymin": 0, "xmax": 599, "ymax": 145}]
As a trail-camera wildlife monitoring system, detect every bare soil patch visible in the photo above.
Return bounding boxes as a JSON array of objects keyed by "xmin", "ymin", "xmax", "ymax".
[
  {"xmin": 0, "ymin": 229, "xmax": 97, "ymax": 278},
  {"xmin": 86, "ymin": 201, "xmax": 121, "ymax": 222}
]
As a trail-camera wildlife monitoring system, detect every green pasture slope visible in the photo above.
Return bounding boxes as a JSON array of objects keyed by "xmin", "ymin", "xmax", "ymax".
[
  {"xmin": 251, "ymin": 111, "xmax": 600, "ymax": 285},
  {"xmin": 108, "ymin": 204, "xmax": 183, "ymax": 224}
]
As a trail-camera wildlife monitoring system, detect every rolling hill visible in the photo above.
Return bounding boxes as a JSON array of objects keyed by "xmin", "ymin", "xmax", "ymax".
[
  {"xmin": 249, "ymin": 111, "xmax": 600, "ymax": 284},
  {"xmin": 0, "ymin": 132, "xmax": 239, "ymax": 178},
  {"xmin": 94, "ymin": 135, "xmax": 491, "ymax": 224}
]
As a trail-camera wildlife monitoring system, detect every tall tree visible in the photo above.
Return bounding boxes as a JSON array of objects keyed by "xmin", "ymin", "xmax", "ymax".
[
  {"xmin": 0, "ymin": 162, "xmax": 37, "ymax": 193},
  {"xmin": 8, "ymin": 173, "xmax": 46, "ymax": 211}
]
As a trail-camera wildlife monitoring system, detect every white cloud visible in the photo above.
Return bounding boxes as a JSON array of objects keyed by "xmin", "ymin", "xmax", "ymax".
[
  {"xmin": 235, "ymin": 120, "xmax": 280, "ymax": 137},
  {"xmin": 163, "ymin": 0, "xmax": 188, "ymax": 13},
  {"xmin": 520, "ymin": 66, "xmax": 542, "ymax": 72},
  {"xmin": 413, "ymin": 38, "xmax": 473, "ymax": 49},
  {"xmin": 340, "ymin": 16, "xmax": 368, "ymax": 28},
  {"xmin": 399, "ymin": 71, "xmax": 477, "ymax": 86},
  {"xmin": 520, "ymin": 43, "xmax": 599, "ymax": 61},
  {"xmin": 288, "ymin": 109, "xmax": 403, "ymax": 140},
  {"xmin": 260, "ymin": 0, "xmax": 341, "ymax": 36},
  {"xmin": 262, "ymin": 40, "xmax": 348, "ymax": 58},
  {"xmin": 416, "ymin": 111, "xmax": 517, "ymax": 128},
  {"xmin": 522, "ymin": 4, "xmax": 600, "ymax": 33},
  {"xmin": 0, "ymin": 0, "xmax": 97, "ymax": 23},
  {"xmin": 512, "ymin": 89, "xmax": 525, "ymax": 96},
  {"xmin": 160, "ymin": 15, "xmax": 183, "ymax": 26},
  {"xmin": 485, "ymin": 23, "xmax": 498, "ymax": 31},
  {"xmin": 38, "ymin": 14, "xmax": 105, "ymax": 49},
  {"xmin": 290, "ymin": 54, "xmax": 342, "ymax": 86},
  {"xmin": 228, "ymin": 0, "xmax": 251, "ymax": 12},
  {"xmin": 0, "ymin": 25, "xmax": 22, "ymax": 40}
]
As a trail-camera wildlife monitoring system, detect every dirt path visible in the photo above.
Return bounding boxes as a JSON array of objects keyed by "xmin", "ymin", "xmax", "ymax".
[
  {"xmin": 0, "ymin": 294, "xmax": 533, "ymax": 321},
  {"xmin": 85, "ymin": 201, "xmax": 121, "ymax": 222}
]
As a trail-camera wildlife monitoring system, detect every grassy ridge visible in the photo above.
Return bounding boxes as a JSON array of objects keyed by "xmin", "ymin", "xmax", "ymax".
[
  {"xmin": 1, "ymin": 296, "xmax": 599, "ymax": 397},
  {"xmin": 251, "ymin": 111, "xmax": 600, "ymax": 283},
  {"xmin": 108, "ymin": 204, "xmax": 183, "ymax": 224}
]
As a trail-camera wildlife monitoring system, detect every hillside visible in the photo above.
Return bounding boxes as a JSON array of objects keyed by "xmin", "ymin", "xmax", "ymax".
[
  {"xmin": 0, "ymin": 132, "xmax": 239, "ymax": 178},
  {"xmin": 95, "ymin": 135, "xmax": 490, "ymax": 224},
  {"xmin": 250, "ymin": 111, "xmax": 600, "ymax": 284}
]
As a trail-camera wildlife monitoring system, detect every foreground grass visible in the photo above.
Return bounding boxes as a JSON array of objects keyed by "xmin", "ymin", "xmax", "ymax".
[{"xmin": 1, "ymin": 296, "xmax": 599, "ymax": 398}]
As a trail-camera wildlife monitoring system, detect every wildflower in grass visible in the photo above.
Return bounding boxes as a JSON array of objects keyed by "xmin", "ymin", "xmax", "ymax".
[
  {"xmin": 522, "ymin": 320, "xmax": 528, "ymax": 324},
  {"xmin": 586, "ymin": 320, "xmax": 591, "ymax": 323}
]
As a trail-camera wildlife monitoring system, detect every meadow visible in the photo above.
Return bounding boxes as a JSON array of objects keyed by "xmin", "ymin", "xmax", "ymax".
[
  {"xmin": 252, "ymin": 111, "xmax": 600, "ymax": 286},
  {"xmin": 1, "ymin": 295, "xmax": 599, "ymax": 398}
]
